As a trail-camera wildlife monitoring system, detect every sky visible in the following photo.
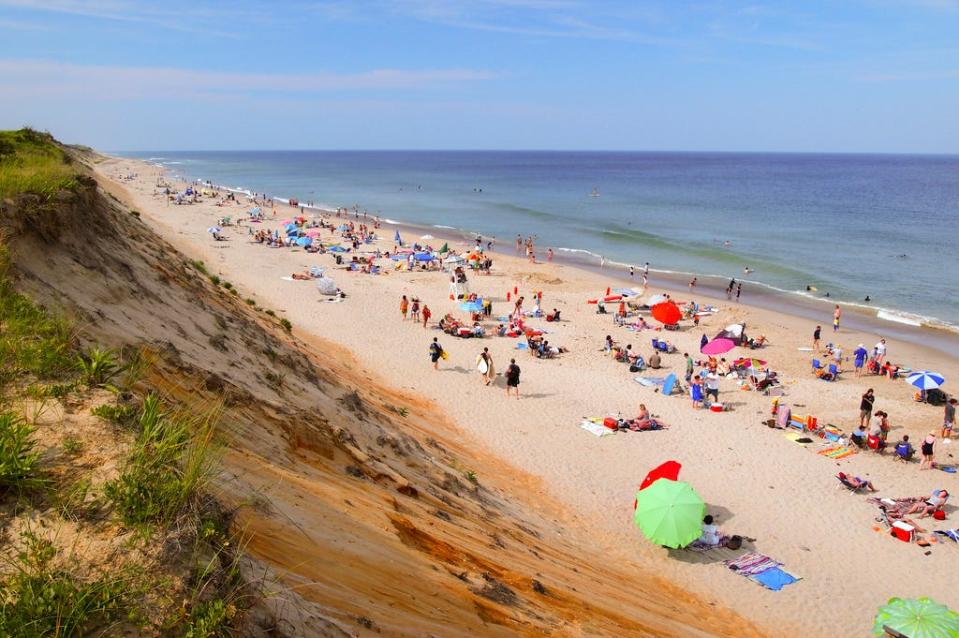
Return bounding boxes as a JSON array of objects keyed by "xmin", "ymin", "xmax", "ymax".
[{"xmin": 0, "ymin": 0, "xmax": 957, "ymax": 152}]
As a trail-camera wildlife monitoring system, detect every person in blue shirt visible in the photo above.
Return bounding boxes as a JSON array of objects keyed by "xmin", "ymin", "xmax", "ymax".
[{"xmin": 853, "ymin": 344, "xmax": 869, "ymax": 377}]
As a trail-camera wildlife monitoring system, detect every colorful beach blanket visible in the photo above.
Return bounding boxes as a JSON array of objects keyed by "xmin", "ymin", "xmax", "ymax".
[
  {"xmin": 580, "ymin": 419, "xmax": 614, "ymax": 437},
  {"xmin": 817, "ymin": 445, "xmax": 856, "ymax": 460},
  {"xmin": 724, "ymin": 553, "xmax": 800, "ymax": 591}
]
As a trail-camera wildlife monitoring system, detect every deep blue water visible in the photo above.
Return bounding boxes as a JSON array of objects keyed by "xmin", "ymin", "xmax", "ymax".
[{"xmin": 121, "ymin": 150, "xmax": 959, "ymax": 329}]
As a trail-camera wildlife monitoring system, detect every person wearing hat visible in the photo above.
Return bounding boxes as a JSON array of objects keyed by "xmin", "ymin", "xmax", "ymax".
[{"xmin": 853, "ymin": 343, "xmax": 868, "ymax": 377}]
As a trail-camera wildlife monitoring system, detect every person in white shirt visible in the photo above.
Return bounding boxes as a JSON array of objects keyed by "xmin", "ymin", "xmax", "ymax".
[
  {"xmin": 699, "ymin": 515, "xmax": 722, "ymax": 546},
  {"xmin": 874, "ymin": 339, "xmax": 887, "ymax": 363},
  {"xmin": 704, "ymin": 372, "xmax": 720, "ymax": 402}
]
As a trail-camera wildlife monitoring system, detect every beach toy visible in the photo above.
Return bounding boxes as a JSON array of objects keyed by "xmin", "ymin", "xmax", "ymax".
[
  {"xmin": 634, "ymin": 480, "xmax": 705, "ymax": 549},
  {"xmin": 710, "ymin": 403, "xmax": 724, "ymax": 413},
  {"xmin": 873, "ymin": 597, "xmax": 959, "ymax": 637}
]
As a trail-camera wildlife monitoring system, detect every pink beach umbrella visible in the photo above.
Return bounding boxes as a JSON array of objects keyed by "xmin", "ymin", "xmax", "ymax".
[{"xmin": 701, "ymin": 338, "xmax": 736, "ymax": 356}]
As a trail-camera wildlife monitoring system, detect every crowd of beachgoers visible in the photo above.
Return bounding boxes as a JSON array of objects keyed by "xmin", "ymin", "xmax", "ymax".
[{"xmin": 118, "ymin": 166, "xmax": 959, "ymax": 636}]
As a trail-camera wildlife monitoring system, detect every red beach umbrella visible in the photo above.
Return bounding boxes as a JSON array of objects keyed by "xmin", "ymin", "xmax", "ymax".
[
  {"xmin": 651, "ymin": 301, "xmax": 682, "ymax": 325},
  {"xmin": 701, "ymin": 337, "xmax": 736, "ymax": 355},
  {"xmin": 634, "ymin": 460, "xmax": 683, "ymax": 510}
]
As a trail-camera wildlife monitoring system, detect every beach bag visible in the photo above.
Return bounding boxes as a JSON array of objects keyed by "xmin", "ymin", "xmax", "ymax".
[
  {"xmin": 603, "ymin": 417, "xmax": 619, "ymax": 431},
  {"xmin": 724, "ymin": 535, "xmax": 743, "ymax": 550},
  {"xmin": 934, "ymin": 510, "xmax": 947, "ymax": 521}
]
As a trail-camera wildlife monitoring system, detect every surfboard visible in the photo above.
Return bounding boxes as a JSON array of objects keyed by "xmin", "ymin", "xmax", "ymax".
[{"xmin": 477, "ymin": 358, "xmax": 489, "ymax": 374}]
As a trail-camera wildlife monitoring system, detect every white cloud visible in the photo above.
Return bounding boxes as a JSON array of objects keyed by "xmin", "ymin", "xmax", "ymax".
[{"xmin": 0, "ymin": 59, "xmax": 498, "ymax": 100}]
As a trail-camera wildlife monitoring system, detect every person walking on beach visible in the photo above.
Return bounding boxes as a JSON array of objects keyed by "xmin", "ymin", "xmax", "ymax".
[
  {"xmin": 860, "ymin": 389, "xmax": 875, "ymax": 427},
  {"xmin": 515, "ymin": 234, "xmax": 522, "ymax": 253},
  {"xmin": 943, "ymin": 398, "xmax": 957, "ymax": 440},
  {"xmin": 506, "ymin": 358, "xmax": 521, "ymax": 398},
  {"xmin": 853, "ymin": 344, "xmax": 868, "ymax": 377},
  {"xmin": 422, "ymin": 304, "xmax": 431, "ymax": 328},
  {"xmin": 547, "ymin": 247, "xmax": 554, "ymax": 262},
  {"xmin": 429, "ymin": 337, "xmax": 445, "ymax": 370},
  {"xmin": 410, "ymin": 298, "xmax": 420, "ymax": 323},
  {"xmin": 684, "ymin": 352, "xmax": 694, "ymax": 383},
  {"xmin": 400, "ymin": 295, "xmax": 409, "ymax": 320},
  {"xmin": 813, "ymin": 325, "xmax": 821, "ymax": 351},
  {"xmin": 833, "ymin": 304, "xmax": 842, "ymax": 332},
  {"xmin": 477, "ymin": 347, "xmax": 494, "ymax": 386},
  {"xmin": 736, "ymin": 282, "xmax": 742, "ymax": 302}
]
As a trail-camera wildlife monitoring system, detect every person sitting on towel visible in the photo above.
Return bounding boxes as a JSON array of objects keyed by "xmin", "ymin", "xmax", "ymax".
[
  {"xmin": 699, "ymin": 515, "xmax": 723, "ymax": 546},
  {"xmin": 629, "ymin": 404, "xmax": 667, "ymax": 431}
]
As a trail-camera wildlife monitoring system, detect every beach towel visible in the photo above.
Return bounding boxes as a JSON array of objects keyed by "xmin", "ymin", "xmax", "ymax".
[
  {"xmin": 634, "ymin": 376, "xmax": 666, "ymax": 387},
  {"xmin": 750, "ymin": 567, "xmax": 800, "ymax": 591},
  {"xmin": 818, "ymin": 445, "xmax": 856, "ymax": 460},
  {"xmin": 662, "ymin": 373, "xmax": 677, "ymax": 396},
  {"xmin": 784, "ymin": 432, "xmax": 812, "ymax": 446},
  {"xmin": 580, "ymin": 420, "xmax": 615, "ymax": 437},
  {"xmin": 934, "ymin": 530, "xmax": 959, "ymax": 543},
  {"xmin": 724, "ymin": 552, "xmax": 782, "ymax": 576},
  {"xmin": 516, "ymin": 342, "xmax": 528, "ymax": 350},
  {"xmin": 280, "ymin": 276, "xmax": 295, "ymax": 281}
]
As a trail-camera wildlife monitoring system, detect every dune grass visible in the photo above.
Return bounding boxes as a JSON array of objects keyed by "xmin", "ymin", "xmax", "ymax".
[{"xmin": 0, "ymin": 128, "xmax": 79, "ymax": 202}]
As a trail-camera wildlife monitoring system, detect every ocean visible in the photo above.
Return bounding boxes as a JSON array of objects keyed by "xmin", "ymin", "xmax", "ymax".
[{"xmin": 121, "ymin": 150, "xmax": 959, "ymax": 332}]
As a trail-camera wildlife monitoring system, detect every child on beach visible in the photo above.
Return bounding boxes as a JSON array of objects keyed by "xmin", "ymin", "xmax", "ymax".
[
  {"xmin": 690, "ymin": 377, "xmax": 704, "ymax": 409},
  {"xmin": 400, "ymin": 295, "xmax": 408, "ymax": 320},
  {"xmin": 833, "ymin": 304, "xmax": 841, "ymax": 332},
  {"xmin": 422, "ymin": 304, "xmax": 431, "ymax": 328}
]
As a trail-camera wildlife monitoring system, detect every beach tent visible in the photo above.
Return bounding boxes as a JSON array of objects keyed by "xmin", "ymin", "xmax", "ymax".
[
  {"xmin": 315, "ymin": 277, "xmax": 338, "ymax": 296},
  {"xmin": 715, "ymin": 323, "xmax": 746, "ymax": 345},
  {"xmin": 421, "ymin": 234, "xmax": 434, "ymax": 240}
]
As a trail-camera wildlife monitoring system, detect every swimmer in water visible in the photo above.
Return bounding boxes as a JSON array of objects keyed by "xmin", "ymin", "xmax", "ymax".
[
  {"xmin": 743, "ymin": 267, "xmax": 752, "ymax": 275},
  {"xmin": 865, "ymin": 296, "xmax": 871, "ymax": 302}
]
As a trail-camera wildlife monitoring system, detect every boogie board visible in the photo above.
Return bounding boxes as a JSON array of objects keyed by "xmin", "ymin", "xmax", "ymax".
[{"xmin": 477, "ymin": 358, "xmax": 489, "ymax": 374}]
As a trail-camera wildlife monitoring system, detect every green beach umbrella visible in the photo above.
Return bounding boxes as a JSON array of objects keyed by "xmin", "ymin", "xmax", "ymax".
[
  {"xmin": 634, "ymin": 479, "xmax": 705, "ymax": 549},
  {"xmin": 439, "ymin": 242, "xmax": 449, "ymax": 254},
  {"xmin": 873, "ymin": 597, "xmax": 959, "ymax": 638}
]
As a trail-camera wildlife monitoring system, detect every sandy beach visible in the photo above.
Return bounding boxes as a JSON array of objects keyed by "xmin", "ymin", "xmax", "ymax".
[{"xmin": 102, "ymin": 157, "xmax": 959, "ymax": 638}]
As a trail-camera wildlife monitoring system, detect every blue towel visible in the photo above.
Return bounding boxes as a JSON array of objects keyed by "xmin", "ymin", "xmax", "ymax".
[
  {"xmin": 516, "ymin": 342, "xmax": 528, "ymax": 350},
  {"xmin": 750, "ymin": 567, "xmax": 799, "ymax": 591}
]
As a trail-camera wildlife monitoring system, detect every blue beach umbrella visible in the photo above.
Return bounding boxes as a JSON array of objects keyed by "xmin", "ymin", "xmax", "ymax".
[
  {"xmin": 413, "ymin": 252, "xmax": 434, "ymax": 262},
  {"xmin": 295, "ymin": 237, "xmax": 312, "ymax": 247},
  {"xmin": 460, "ymin": 299, "xmax": 484, "ymax": 312},
  {"xmin": 284, "ymin": 223, "xmax": 297, "ymax": 232},
  {"xmin": 906, "ymin": 371, "xmax": 945, "ymax": 390}
]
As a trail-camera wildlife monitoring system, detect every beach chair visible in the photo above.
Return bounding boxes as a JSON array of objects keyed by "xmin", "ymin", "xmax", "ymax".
[
  {"xmin": 867, "ymin": 434, "xmax": 886, "ymax": 453},
  {"xmin": 836, "ymin": 472, "xmax": 867, "ymax": 494},
  {"xmin": 827, "ymin": 364, "xmax": 840, "ymax": 381},
  {"xmin": 811, "ymin": 359, "xmax": 823, "ymax": 373}
]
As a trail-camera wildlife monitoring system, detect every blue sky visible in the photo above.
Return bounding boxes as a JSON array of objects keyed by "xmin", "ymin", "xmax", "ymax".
[{"xmin": 0, "ymin": 0, "xmax": 957, "ymax": 152}]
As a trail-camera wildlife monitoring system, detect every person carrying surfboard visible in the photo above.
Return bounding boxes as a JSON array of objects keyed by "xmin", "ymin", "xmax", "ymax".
[{"xmin": 476, "ymin": 347, "xmax": 495, "ymax": 386}]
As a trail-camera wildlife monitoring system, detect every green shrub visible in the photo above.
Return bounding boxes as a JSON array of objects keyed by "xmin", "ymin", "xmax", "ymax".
[
  {"xmin": 185, "ymin": 598, "xmax": 234, "ymax": 638},
  {"xmin": 264, "ymin": 309, "xmax": 275, "ymax": 317},
  {"xmin": 0, "ymin": 411, "xmax": 40, "ymax": 491},
  {"xmin": 279, "ymin": 318, "xmax": 292, "ymax": 333},
  {"xmin": 0, "ymin": 129, "xmax": 79, "ymax": 201},
  {"xmin": 0, "ymin": 531, "xmax": 133, "ymax": 637},
  {"xmin": 189, "ymin": 260, "xmax": 209, "ymax": 276},
  {"xmin": 61, "ymin": 435, "xmax": 83, "ymax": 456},
  {"xmin": 91, "ymin": 403, "xmax": 136, "ymax": 426},
  {"xmin": 105, "ymin": 400, "xmax": 217, "ymax": 529},
  {"xmin": 208, "ymin": 275, "xmax": 220, "ymax": 286},
  {"xmin": 221, "ymin": 281, "xmax": 233, "ymax": 291},
  {"xmin": 77, "ymin": 347, "xmax": 123, "ymax": 387}
]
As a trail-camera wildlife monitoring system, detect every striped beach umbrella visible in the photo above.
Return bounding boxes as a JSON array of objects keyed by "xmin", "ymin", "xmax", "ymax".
[{"xmin": 906, "ymin": 371, "xmax": 945, "ymax": 391}]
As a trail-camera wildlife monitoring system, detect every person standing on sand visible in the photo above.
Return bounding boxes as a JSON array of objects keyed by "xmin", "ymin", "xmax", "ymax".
[
  {"xmin": 629, "ymin": 265, "xmax": 635, "ymax": 278},
  {"xmin": 429, "ymin": 337, "xmax": 444, "ymax": 371},
  {"xmin": 477, "ymin": 347, "xmax": 495, "ymax": 386},
  {"xmin": 833, "ymin": 304, "xmax": 841, "ymax": 332},
  {"xmin": 410, "ymin": 298, "xmax": 420, "ymax": 323},
  {"xmin": 853, "ymin": 344, "xmax": 868, "ymax": 377},
  {"xmin": 813, "ymin": 325, "xmax": 821, "ymax": 351},
  {"xmin": 704, "ymin": 371, "xmax": 720, "ymax": 403},
  {"xmin": 943, "ymin": 398, "xmax": 956, "ymax": 440},
  {"xmin": 689, "ymin": 277, "xmax": 697, "ymax": 292},
  {"xmin": 400, "ymin": 295, "xmax": 409, "ymax": 320},
  {"xmin": 874, "ymin": 338, "xmax": 887, "ymax": 364},
  {"xmin": 860, "ymin": 389, "xmax": 875, "ymax": 427},
  {"xmin": 726, "ymin": 278, "xmax": 735, "ymax": 300},
  {"xmin": 547, "ymin": 247, "xmax": 554, "ymax": 262},
  {"xmin": 506, "ymin": 358, "xmax": 521, "ymax": 398},
  {"xmin": 422, "ymin": 304, "xmax": 431, "ymax": 328},
  {"xmin": 515, "ymin": 234, "xmax": 522, "ymax": 253},
  {"xmin": 684, "ymin": 352, "xmax": 694, "ymax": 382},
  {"xmin": 920, "ymin": 432, "xmax": 936, "ymax": 470}
]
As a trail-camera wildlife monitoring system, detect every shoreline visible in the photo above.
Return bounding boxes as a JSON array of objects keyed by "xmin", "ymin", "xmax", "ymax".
[
  {"xmin": 105, "ymin": 155, "xmax": 959, "ymax": 638},
  {"xmin": 143, "ymin": 158, "xmax": 959, "ymax": 358}
]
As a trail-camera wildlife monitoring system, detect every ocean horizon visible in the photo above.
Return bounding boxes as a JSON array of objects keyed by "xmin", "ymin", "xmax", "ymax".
[{"xmin": 120, "ymin": 150, "xmax": 959, "ymax": 333}]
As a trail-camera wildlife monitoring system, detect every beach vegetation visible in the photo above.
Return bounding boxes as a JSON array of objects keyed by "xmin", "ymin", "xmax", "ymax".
[
  {"xmin": 221, "ymin": 281, "xmax": 233, "ymax": 291},
  {"xmin": 208, "ymin": 275, "xmax": 220, "ymax": 286},
  {"xmin": 244, "ymin": 298, "xmax": 256, "ymax": 306},
  {"xmin": 105, "ymin": 400, "xmax": 218, "ymax": 531},
  {"xmin": 77, "ymin": 347, "xmax": 123, "ymax": 388},
  {"xmin": 0, "ymin": 411, "xmax": 40, "ymax": 492},
  {"xmin": 0, "ymin": 530, "xmax": 137, "ymax": 637},
  {"xmin": 91, "ymin": 403, "xmax": 136, "ymax": 427},
  {"xmin": 189, "ymin": 259, "xmax": 209, "ymax": 275},
  {"xmin": 0, "ymin": 246, "xmax": 75, "ymax": 384},
  {"xmin": 264, "ymin": 309, "xmax": 275, "ymax": 317},
  {"xmin": 464, "ymin": 470, "xmax": 478, "ymax": 484},
  {"xmin": 279, "ymin": 318, "xmax": 292, "ymax": 333},
  {"xmin": 60, "ymin": 435, "xmax": 83, "ymax": 456},
  {"xmin": 0, "ymin": 128, "xmax": 79, "ymax": 202}
]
